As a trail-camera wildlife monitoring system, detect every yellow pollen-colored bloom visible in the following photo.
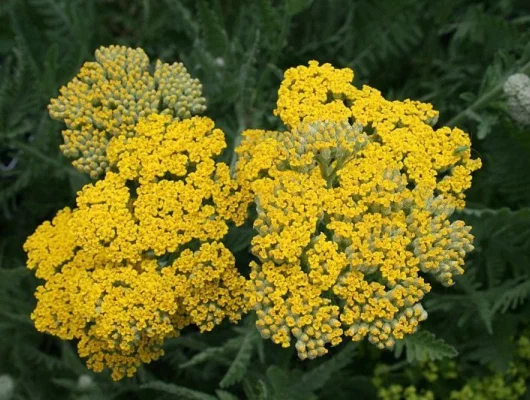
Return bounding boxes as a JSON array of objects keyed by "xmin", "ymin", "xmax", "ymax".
[
  {"xmin": 49, "ymin": 45, "xmax": 206, "ymax": 178},
  {"xmin": 236, "ymin": 61, "xmax": 480, "ymax": 359},
  {"xmin": 24, "ymin": 114, "xmax": 250, "ymax": 380}
]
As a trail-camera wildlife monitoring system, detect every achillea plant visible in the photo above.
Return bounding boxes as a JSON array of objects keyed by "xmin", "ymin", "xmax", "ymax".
[
  {"xmin": 24, "ymin": 49, "xmax": 482, "ymax": 381},
  {"xmin": 48, "ymin": 45, "xmax": 206, "ymax": 178},
  {"xmin": 24, "ymin": 46, "xmax": 249, "ymax": 380},
  {"xmin": 24, "ymin": 114, "xmax": 250, "ymax": 380},
  {"xmin": 449, "ymin": 333, "xmax": 530, "ymax": 400},
  {"xmin": 235, "ymin": 61, "xmax": 481, "ymax": 359}
]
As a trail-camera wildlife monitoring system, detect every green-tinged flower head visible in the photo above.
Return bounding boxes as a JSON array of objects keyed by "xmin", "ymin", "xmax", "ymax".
[
  {"xmin": 77, "ymin": 375, "xmax": 94, "ymax": 391},
  {"xmin": 374, "ymin": 331, "xmax": 530, "ymax": 400},
  {"xmin": 503, "ymin": 73, "xmax": 530, "ymax": 126},
  {"xmin": 235, "ymin": 61, "xmax": 481, "ymax": 359},
  {"xmin": 408, "ymin": 196, "xmax": 474, "ymax": 286},
  {"xmin": 49, "ymin": 45, "xmax": 207, "ymax": 178}
]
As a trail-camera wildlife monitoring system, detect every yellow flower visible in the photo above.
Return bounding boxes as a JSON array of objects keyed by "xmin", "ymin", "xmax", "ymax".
[
  {"xmin": 49, "ymin": 45, "xmax": 206, "ymax": 178},
  {"xmin": 24, "ymin": 114, "xmax": 250, "ymax": 380},
  {"xmin": 236, "ymin": 61, "xmax": 481, "ymax": 359}
]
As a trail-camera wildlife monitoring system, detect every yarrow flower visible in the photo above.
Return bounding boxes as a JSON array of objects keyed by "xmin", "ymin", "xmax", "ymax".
[
  {"xmin": 25, "ymin": 50, "xmax": 482, "ymax": 380},
  {"xmin": 503, "ymin": 73, "xmax": 530, "ymax": 126},
  {"xmin": 49, "ymin": 45, "xmax": 206, "ymax": 178},
  {"xmin": 24, "ymin": 114, "xmax": 250, "ymax": 380},
  {"xmin": 235, "ymin": 61, "xmax": 481, "ymax": 359}
]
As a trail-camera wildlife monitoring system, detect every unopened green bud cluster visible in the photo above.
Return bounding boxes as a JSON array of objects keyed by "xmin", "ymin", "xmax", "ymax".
[{"xmin": 49, "ymin": 45, "xmax": 206, "ymax": 178}]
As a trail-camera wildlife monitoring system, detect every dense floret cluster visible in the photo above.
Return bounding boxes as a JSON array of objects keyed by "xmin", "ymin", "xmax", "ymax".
[
  {"xmin": 49, "ymin": 45, "xmax": 206, "ymax": 178},
  {"xmin": 235, "ymin": 61, "xmax": 481, "ymax": 359},
  {"xmin": 25, "ymin": 51, "xmax": 481, "ymax": 380},
  {"xmin": 24, "ymin": 114, "xmax": 250, "ymax": 380},
  {"xmin": 503, "ymin": 73, "xmax": 530, "ymax": 126}
]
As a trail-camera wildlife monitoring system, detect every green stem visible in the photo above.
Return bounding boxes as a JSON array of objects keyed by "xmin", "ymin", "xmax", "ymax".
[
  {"xmin": 446, "ymin": 59, "xmax": 530, "ymax": 127},
  {"xmin": 384, "ymin": 359, "xmax": 410, "ymax": 373}
]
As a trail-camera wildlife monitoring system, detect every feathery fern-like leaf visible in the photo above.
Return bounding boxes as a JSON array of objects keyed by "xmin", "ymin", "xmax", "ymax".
[
  {"xmin": 492, "ymin": 277, "xmax": 530, "ymax": 314},
  {"xmin": 220, "ymin": 330, "xmax": 256, "ymax": 388},
  {"xmin": 394, "ymin": 331, "xmax": 458, "ymax": 363},
  {"xmin": 140, "ymin": 381, "xmax": 218, "ymax": 400}
]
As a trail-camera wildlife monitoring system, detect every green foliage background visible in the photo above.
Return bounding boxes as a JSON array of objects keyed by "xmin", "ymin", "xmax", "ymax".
[{"xmin": 1, "ymin": 0, "xmax": 530, "ymax": 399}]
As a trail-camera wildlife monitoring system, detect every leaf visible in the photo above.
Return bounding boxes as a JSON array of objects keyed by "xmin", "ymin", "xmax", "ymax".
[
  {"xmin": 447, "ymin": 54, "xmax": 530, "ymax": 126},
  {"xmin": 492, "ymin": 277, "xmax": 530, "ymax": 313},
  {"xmin": 180, "ymin": 347, "xmax": 230, "ymax": 368},
  {"xmin": 216, "ymin": 390, "xmax": 239, "ymax": 400},
  {"xmin": 220, "ymin": 330, "xmax": 256, "ymax": 388},
  {"xmin": 27, "ymin": 0, "xmax": 73, "ymax": 39},
  {"xmin": 223, "ymin": 227, "xmax": 254, "ymax": 253},
  {"xmin": 346, "ymin": 0, "xmax": 423, "ymax": 77},
  {"xmin": 294, "ymin": 342, "xmax": 356, "ymax": 392},
  {"xmin": 261, "ymin": 343, "xmax": 356, "ymax": 399},
  {"xmin": 266, "ymin": 365, "xmax": 291, "ymax": 391},
  {"xmin": 394, "ymin": 331, "xmax": 458, "ymax": 363},
  {"xmin": 0, "ymin": 309, "xmax": 33, "ymax": 326},
  {"xmin": 256, "ymin": 0, "xmax": 282, "ymax": 47},
  {"xmin": 162, "ymin": 0, "xmax": 198, "ymax": 36},
  {"xmin": 457, "ymin": 273, "xmax": 494, "ymax": 334},
  {"xmin": 464, "ymin": 316, "xmax": 517, "ymax": 371},
  {"xmin": 197, "ymin": 0, "xmax": 229, "ymax": 57},
  {"xmin": 266, "ymin": 366, "xmax": 316, "ymax": 400},
  {"xmin": 476, "ymin": 113, "xmax": 498, "ymax": 140},
  {"xmin": 60, "ymin": 342, "xmax": 88, "ymax": 375},
  {"xmin": 140, "ymin": 381, "xmax": 217, "ymax": 400},
  {"xmin": 286, "ymin": 0, "xmax": 313, "ymax": 16},
  {"xmin": 51, "ymin": 378, "xmax": 79, "ymax": 391},
  {"xmin": 18, "ymin": 344, "xmax": 65, "ymax": 371},
  {"xmin": 172, "ymin": 335, "xmax": 210, "ymax": 351},
  {"xmin": 459, "ymin": 92, "xmax": 476, "ymax": 102}
]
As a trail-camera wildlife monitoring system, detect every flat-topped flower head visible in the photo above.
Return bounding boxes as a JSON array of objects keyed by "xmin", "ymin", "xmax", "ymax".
[
  {"xmin": 24, "ymin": 114, "xmax": 249, "ymax": 380},
  {"xmin": 236, "ymin": 61, "xmax": 481, "ymax": 359},
  {"xmin": 49, "ymin": 45, "xmax": 207, "ymax": 178}
]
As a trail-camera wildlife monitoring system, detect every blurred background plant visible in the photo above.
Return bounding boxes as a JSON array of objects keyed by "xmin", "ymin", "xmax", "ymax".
[{"xmin": 1, "ymin": 0, "xmax": 530, "ymax": 399}]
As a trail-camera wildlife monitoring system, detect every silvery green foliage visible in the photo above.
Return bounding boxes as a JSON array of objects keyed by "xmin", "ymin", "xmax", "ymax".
[{"xmin": 503, "ymin": 73, "xmax": 530, "ymax": 126}]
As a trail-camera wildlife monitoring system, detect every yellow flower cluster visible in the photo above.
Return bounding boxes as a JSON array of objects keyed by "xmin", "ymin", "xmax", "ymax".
[
  {"xmin": 27, "ymin": 54, "xmax": 483, "ymax": 379},
  {"xmin": 274, "ymin": 61, "xmax": 480, "ymax": 209},
  {"xmin": 449, "ymin": 334, "xmax": 530, "ymax": 400},
  {"xmin": 236, "ymin": 61, "xmax": 481, "ymax": 359},
  {"xmin": 49, "ymin": 45, "xmax": 206, "ymax": 178},
  {"xmin": 375, "ymin": 333, "xmax": 530, "ymax": 400},
  {"xmin": 24, "ymin": 114, "xmax": 249, "ymax": 380}
]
